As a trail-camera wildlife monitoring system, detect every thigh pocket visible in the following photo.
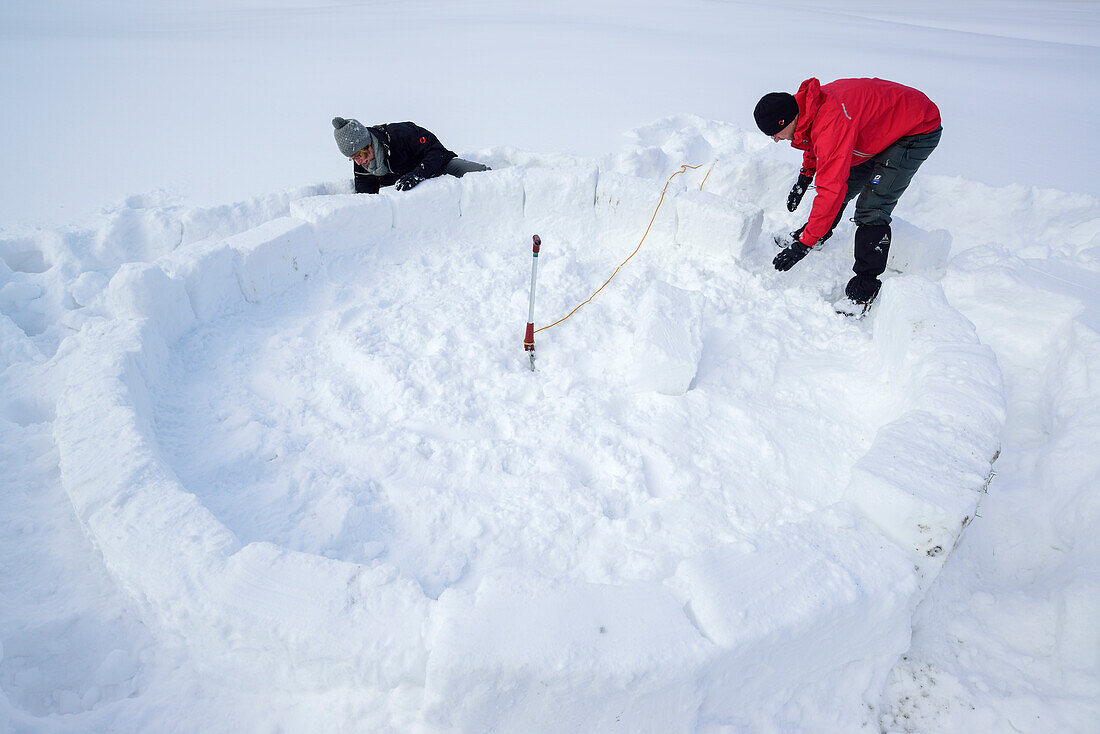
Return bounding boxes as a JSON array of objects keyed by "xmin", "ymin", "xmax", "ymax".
[{"xmin": 868, "ymin": 158, "xmax": 901, "ymax": 192}]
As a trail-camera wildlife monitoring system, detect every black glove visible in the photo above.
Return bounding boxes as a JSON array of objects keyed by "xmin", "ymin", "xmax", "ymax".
[
  {"xmin": 787, "ymin": 173, "xmax": 813, "ymax": 212},
  {"xmin": 395, "ymin": 172, "xmax": 424, "ymax": 191},
  {"xmin": 773, "ymin": 242, "xmax": 811, "ymax": 271}
]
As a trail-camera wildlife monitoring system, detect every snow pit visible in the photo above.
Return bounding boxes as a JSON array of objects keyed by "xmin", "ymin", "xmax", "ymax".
[{"xmin": 53, "ymin": 147, "xmax": 1004, "ymax": 730}]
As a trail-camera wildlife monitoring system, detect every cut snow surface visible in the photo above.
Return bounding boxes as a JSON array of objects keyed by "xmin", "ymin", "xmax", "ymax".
[{"xmin": 3, "ymin": 118, "xmax": 1024, "ymax": 731}]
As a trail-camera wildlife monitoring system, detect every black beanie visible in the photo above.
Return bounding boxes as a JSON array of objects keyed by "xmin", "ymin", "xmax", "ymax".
[{"xmin": 754, "ymin": 92, "xmax": 799, "ymax": 136}]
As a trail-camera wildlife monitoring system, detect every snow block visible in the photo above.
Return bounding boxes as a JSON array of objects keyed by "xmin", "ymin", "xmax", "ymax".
[
  {"xmin": 290, "ymin": 194, "xmax": 392, "ymax": 254},
  {"xmin": 1055, "ymin": 580, "xmax": 1100, "ymax": 672},
  {"xmin": 673, "ymin": 511, "xmax": 917, "ymax": 731},
  {"xmin": 178, "ymin": 186, "xmax": 319, "ymax": 247},
  {"xmin": 886, "ymin": 218, "xmax": 952, "ymax": 277},
  {"xmin": 675, "ymin": 190, "xmax": 764, "ymax": 261},
  {"xmin": 70, "ymin": 271, "xmax": 109, "ymax": 308},
  {"xmin": 0, "ymin": 278, "xmax": 45, "ymax": 340},
  {"xmin": 213, "ymin": 542, "xmax": 431, "ymax": 688},
  {"xmin": 56, "ymin": 318, "xmax": 206, "ymax": 525},
  {"xmin": 628, "ymin": 282, "xmax": 704, "ymax": 396},
  {"xmin": 423, "ymin": 572, "xmax": 709, "ymax": 733},
  {"xmin": 0, "ymin": 312, "xmax": 38, "ymax": 366},
  {"xmin": 609, "ymin": 145, "xmax": 671, "ymax": 181},
  {"xmin": 459, "ymin": 167, "xmax": 525, "ymax": 229},
  {"xmin": 104, "ymin": 262, "xmax": 195, "ymax": 344},
  {"xmin": 93, "ymin": 204, "xmax": 184, "ymax": 266},
  {"xmin": 384, "ymin": 175, "xmax": 462, "ymax": 232},
  {"xmin": 595, "ymin": 171, "xmax": 677, "ymax": 244},
  {"xmin": 845, "ymin": 276, "xmax": 1005, "ymax": 583},
  {"xmin": 159, "ymin": 238, "xmax": 242, "ymax": 322},
  {"xmin": 226, "ymin": 216, "xmax": 319, "ymax": 304},
  {"xmin": 523, "ymin": 165, "xmax": 598, "ymax": 222}
]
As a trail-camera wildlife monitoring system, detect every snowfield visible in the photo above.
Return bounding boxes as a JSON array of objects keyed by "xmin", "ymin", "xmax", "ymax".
[{"xmin": 2, "ymin": 2, "xmax": 1099, "ymax": 733}]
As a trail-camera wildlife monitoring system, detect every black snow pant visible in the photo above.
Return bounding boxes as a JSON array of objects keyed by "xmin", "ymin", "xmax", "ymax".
[
  {"xmin": 826, "ymin": 127, "xmax": 942, "ymax": 283},
  {"xmin": 848, "ymin": 127, "xmax": 942, "ymax": 228}
]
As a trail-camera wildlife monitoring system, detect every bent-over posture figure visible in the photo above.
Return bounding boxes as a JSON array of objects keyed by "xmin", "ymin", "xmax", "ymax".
[{"xmin": 755, "ymin": 78, "xmax": 942, "ymax": 307}]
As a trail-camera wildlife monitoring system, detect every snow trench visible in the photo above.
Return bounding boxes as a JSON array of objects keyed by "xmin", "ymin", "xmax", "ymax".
[{"xmin": 51, "ymin": 138, "xmax": 1004, "ymax": 730}]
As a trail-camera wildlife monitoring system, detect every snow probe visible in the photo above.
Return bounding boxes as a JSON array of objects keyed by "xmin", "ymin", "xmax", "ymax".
[
  {"xmin": 520, "ymin": 163, "xmax": 713, "ymax": 370},
  {"xmin": 523, "ymin": 234, "xmax": 541, "ymax": 371},
  {"xmin": 528, "ymin": 164, "xmax": 707, "ymax": 340}
]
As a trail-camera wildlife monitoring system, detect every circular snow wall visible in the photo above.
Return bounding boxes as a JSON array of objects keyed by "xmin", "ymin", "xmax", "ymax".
[{"xmin": 55, "ymin": 157, "xmax": 1004, "ymax": 731}]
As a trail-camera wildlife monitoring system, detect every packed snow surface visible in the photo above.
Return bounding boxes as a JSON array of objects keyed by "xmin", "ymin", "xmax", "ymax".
[{"xmin": 2, "ymin": 2, "xmax": 1099, "ymax": 733}]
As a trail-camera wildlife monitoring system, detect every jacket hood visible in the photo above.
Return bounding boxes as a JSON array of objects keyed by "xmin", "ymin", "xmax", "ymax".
[{"xmin": 792, "ymin": 77, "xmax": 824, "ymax": 146}]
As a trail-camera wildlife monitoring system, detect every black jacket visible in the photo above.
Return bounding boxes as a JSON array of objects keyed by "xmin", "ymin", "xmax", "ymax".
[{"xmin": 353, "ymin": 122, "xmax": 457, "ymax": 194}]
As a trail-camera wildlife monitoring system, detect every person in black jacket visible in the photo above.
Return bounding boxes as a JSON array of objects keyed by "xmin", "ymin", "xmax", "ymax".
[{"xmin": 332, "ymin": 117, "xmax": 489, "ymax": 194}]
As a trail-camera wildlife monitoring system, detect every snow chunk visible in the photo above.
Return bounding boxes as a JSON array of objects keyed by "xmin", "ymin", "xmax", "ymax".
[
  {"xmin": 424, "ymin": 571, "xmax": 708, "ymax": 733},
  {"xmin": 595, "ymin": 172, "xmax": 677, "ymax": 244},
  {"xmin": 93, "ymin": 202, "xmax": 183, "ymax": 265},
  {"xmin": 0, "ymin": 312, "xmax": 38, "ymax": 365},
  {"xmin": 675, "ymin": 189, "xmax": 764, "ymax": 260},
  {"xmin": 160, "ymin": 215, "xmax": 321, "ymax": 320},
  {"xmin": 628, "ymin": 282, "xmax": 704, "ymax": 395},
  {"xmin": 105, "ymin": 263, "xmax": 195, "ymax": 344},
  {"xmin": 70, "ymin": 271, "xmax": 109, "ymax": 308},
  {"xmin": 523, "ymin": 165, "xmax": 598, "ymax": 222},
  {"xmin": 228, "ymin": 216, "xmax": 319, "ymax": 304},
  {"xmin": 1055, "ymin": 579, "xmax": 1100, "ymax": 672},
  {"xmin": 887, "ymin": 218, "xmax": 952, "ymax": 277},
  {"xmin": 213, "ymin": 542, "xmax": 430, "ymax": 687},
  {"xmin": 460, "ymin": 167, "xmax": 525, "ymax": 229},
  {"xmin": 673, "ymin": 511, "xmax": 916, "ymax": 729},
  {"xmin": 290, "ymin": 193, "xmax": 392, "ymax": 254},
  {"xmin": 384, "ymin": 175, "xmax": 461, "ymax": 233},
  {"xmin": 159, "ymin": 238, "xmax": 241, "ymax": 322}
]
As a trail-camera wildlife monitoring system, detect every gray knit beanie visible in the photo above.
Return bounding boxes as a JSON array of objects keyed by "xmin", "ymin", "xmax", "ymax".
[{"xmin": 332, "ymin": 117, "xmax": 373, "ymax": 157}]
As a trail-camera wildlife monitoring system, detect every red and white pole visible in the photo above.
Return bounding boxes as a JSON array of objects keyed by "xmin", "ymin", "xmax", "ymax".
[{"xmin": 524, "ymin": 234, "xmax": 541, "ymax": 371}]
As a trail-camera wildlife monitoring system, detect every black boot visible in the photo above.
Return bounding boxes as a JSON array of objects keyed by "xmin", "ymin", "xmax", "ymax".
[{"xmin": 845, "ymin": 274, "xmax": 881, "ymax": 305}]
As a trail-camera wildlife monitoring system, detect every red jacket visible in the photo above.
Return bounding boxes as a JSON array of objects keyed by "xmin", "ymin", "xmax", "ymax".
[{"xmin": 791, "ymin": 78, "xmax": 940, "ymax": 247}]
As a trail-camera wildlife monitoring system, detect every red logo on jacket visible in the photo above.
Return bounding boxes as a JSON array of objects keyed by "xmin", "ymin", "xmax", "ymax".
[{"xmin": 419, "ymin": 137, "xmax": 426, "ymax": 144}]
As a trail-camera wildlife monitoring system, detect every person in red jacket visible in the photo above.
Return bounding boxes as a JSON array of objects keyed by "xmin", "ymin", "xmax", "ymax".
[{"xmin": 755, "ymin": 78, "xmax": 942, "ymax": 307}]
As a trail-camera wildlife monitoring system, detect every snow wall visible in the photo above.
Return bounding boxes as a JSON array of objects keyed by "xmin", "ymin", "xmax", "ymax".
[{"xmin": 49, "ymin": 122, "xmax": 1003, "ymax": 732}]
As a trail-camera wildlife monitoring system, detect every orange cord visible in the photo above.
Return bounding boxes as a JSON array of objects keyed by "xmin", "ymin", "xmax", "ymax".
[
  {"xmin": 532, "ymin": 162, "xmax": 710, "ymax": 336},
  {"xmin": 699, "ymin": 162, "xmax": 715, "ymax": 190}
]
